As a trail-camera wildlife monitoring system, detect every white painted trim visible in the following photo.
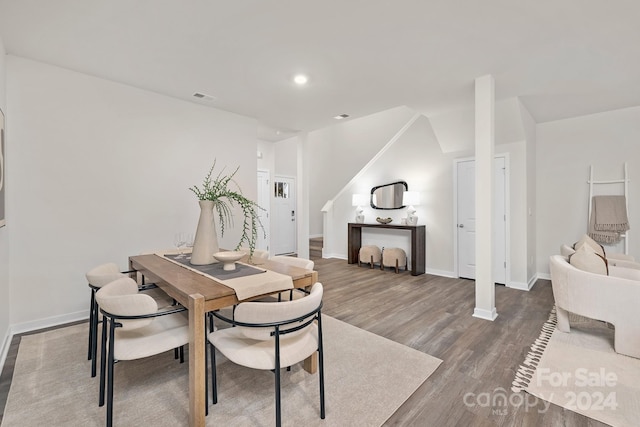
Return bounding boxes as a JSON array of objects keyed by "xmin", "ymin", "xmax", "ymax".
[
  {"xmin": 511, "ymin": 273, "xmax": 541, "ymax": 291},
  {"xmin": 309, "ymin": 233, "xmax": 323, "ymax": 239},
  {"xmin": 10, "ymin": 310, "xmax": 88, "ymax": 335},
  {"xmin": 503, "ymin": 153, "xmax": 511, "ymax": 287},
  {"xmin": 0, "ymin": 329, "xmax": 11, "ymax": 375},
  {"xmin": 473, "ymin": 307, "xmax": 498, "ymax": 321},
  {"xmin": 425, "ymin": 268, "xmax": 456, "ymax": 278},
  {"xmin": 257, "ymin": 168, "xmax": 271, "ymax": 255},
  {"xmin": 322, "ymin": 253, "xmax": 347, "ymax": 260},
  {"xmin": 537, "ymin": 272, "xmax": 551, "ymax": 281},
  {"xmin": 507, "ymin": 281, "xmax": 531, "ymax": 291}
]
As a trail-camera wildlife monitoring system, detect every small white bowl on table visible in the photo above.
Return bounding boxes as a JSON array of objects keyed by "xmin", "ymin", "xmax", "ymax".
[{"xmin": 213, "ymin": 251, "xmax": 245, "ymax": 271}]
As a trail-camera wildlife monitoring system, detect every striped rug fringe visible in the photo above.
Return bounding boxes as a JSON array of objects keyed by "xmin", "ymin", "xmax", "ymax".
[{"xmin": 511, "ymin": 306, "xmax": 557, "ymax": 393}]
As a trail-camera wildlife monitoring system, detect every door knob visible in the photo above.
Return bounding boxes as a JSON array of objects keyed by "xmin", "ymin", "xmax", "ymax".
[{"xmin": 458, "ymin": 224, "xmax": 464, "ymax": 228}]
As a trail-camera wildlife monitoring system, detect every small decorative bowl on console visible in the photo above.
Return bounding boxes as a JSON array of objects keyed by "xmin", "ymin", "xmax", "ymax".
[{"xmin": 376, "ymin": 217, "xmax": 393, "ymax": 224}]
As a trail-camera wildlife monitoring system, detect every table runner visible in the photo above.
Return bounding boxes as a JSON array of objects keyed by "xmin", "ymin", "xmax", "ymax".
[{"xmin": 158, "ymin": 251, "xmax": 293, "ymax": 300}]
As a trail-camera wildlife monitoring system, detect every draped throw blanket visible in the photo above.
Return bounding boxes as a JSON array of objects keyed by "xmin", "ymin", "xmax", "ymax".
[{"xmin": 588, "ymin": 195, "xmax": 630, "ymax": 244}]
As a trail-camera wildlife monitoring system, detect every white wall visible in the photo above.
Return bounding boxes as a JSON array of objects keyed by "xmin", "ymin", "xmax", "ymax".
[
  {"xmin": 274, "ymin": 137, "xmax": 297, "ymax": 178},
  {"xmin": 315, "ymin": 100, "xmax": 535, "ymax": 285},
  {"xmin": 536, "ymin": 105, "xmax": 640, "ymax": 275},
  {"xmin": 6, "ymin": 56, "xmax": 259, "ymax": 329},
  {"xmin": 520, "ymin": 100, "xmax": 537, "ymax": 283},
  {"xmin": 322, "ymin": 115, "xmax": 458, "ymax": 275},
  {"xmin": 0, "ymin": 36, "xmax": 10, "ymax": 366},
  {"xmin": 307, "ymin": 106, "xmax": 418, "ymax": 235}
]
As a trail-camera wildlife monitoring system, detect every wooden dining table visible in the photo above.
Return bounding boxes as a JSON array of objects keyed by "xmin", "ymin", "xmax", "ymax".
[{"xmin": 129, "ymin": 253, "xmax": 319, "ymax": 427}]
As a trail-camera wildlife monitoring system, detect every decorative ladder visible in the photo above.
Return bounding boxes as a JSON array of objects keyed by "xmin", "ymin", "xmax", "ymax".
[{"xmin": 587, "ymin": 162, "xmax": 630, "ymax": 254}]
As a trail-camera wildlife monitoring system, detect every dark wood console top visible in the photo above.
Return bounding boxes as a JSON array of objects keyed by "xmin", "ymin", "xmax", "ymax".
[{"xmin": 347, "ymin": 222, "xmax": 425, "ymax": 230}]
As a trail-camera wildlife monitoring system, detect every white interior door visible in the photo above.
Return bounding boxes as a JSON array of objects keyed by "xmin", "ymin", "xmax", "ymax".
[
  {"xmin": 273, "ymin": 175, "xmax": 296, "ymax": 255},
  {"xmin": 457, "ymin": 161, "xmax": 476, "ymax": 279},
  {"xmin": 256, "ymin": 170, "xmax": 270, "ymax": 253},
  {"xmin": 456, "ymin": 157, "xmax": 507, "ymax": 284},
  {"xmin": 493, "ymin": 158, "xmax": 506, "ymax": 284}
]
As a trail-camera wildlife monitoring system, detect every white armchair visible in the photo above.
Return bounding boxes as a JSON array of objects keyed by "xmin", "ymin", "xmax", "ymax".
[
  {"xmin": 549, "ymin": 254, "xmax": 640, "ymax": 359},
  {"xmin": 560, "ymin": 244, "xmax": 640, "ymax": 269}
]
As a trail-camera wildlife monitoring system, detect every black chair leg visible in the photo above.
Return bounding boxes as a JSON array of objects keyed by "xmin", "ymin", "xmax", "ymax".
[
  {"xmin": 174, "ymin": 348, "xmax": 179, "ymax": 359},
  {"xmin": 318, "ymin": 314, "xmax": 326, "ymax": 419},
  {"xmin": 204, "ymin": 325, "xmax": 209, "ymax": 416},
  {"xmin": 88, "ymin": 290, "xmax": 95, "ymax": 361},
  {"xmin": 91, "ymin": 296, "xmax": 101, "ymax": 378},
  {"xmin": 106, "ymin": 323, "xmax": 116, "ymax": 427},
  {"xmin": 210, "ymin": 343, "xmax": 218, "ymax": 404},
  {"xmin": 99, "ymin": 318, "xmax": 108, "ymax": 407},
  {"xmin": 274, "ymin": 332, "xmax": 282, "ymax": 427}
]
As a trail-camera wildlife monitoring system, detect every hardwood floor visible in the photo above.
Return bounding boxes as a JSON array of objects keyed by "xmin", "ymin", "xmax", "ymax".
[
  {"xmin": 0, "ymin": 258, "xmax": 607, "ymax": 426},
  {"xmin": 315, "ymin": 258, "xmax": 607, "ymax": 427}
]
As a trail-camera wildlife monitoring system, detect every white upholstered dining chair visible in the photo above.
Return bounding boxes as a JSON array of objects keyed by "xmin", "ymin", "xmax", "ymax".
[
  {"xmin": 270, "ymin": 255, "xmax": 314, "ymax": 270},
  {"xmin": 96, "ymin": 277, "xmax": 190, "ymax": 427},
  {"xmin": 85, "ymin": 262, "xmax": 171, "ymax": 378},
  {"xmin": 240, "ymin": 247, "xmax": 270, "ymax": 262},
  {"xmin": 270, "ymin": 255, "xmax": 314, "ymax": 301},
  {"xmin": 85, "ymin": 263, "xmax": 131, "ymax": 378},
  {"xmin": 207, "ymin": 282, "xmax": 325, "ymax": 427}
]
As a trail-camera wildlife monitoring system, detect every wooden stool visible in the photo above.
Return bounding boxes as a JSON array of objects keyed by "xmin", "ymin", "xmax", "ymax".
[
  {"xmin": 359, "ymin": 245, "xmax": 381, "ymax": 269},
  {"xmin": 382, "ymin": 247, "xmax": 407, "ymax": 273}
]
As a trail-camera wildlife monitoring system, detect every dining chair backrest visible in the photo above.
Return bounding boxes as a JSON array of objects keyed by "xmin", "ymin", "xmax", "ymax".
[
  {"xmin": 234, "ymin": 282, "xmax": 323, "ymax": 341},
  {"xmin": 96, "ymin": 277, "xmax": 159, "ymax": 331},
  {"xmin": 86, "ymin": 263, "xmax": 127, "ymax": 288},
  {"xmin": 241, "ymin": 247, "xmax": 270, "ymax": 261},
  {"xmin": 270, "ymin": 255, "xmax": 314, "ymax": 271}
]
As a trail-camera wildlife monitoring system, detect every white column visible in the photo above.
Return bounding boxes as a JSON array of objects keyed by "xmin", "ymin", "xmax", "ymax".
[
  {"xmin": 296, "ymin": 133, "xmax": 310, "ymax": 259},
  {"xmin": 474, "ymin": 75, "xmax": 498, "ymax": 321}
]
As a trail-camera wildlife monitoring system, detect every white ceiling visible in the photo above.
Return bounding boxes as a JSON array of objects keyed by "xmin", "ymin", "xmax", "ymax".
[{"xmin": 1, "ymin": 0, "xmax": 639, "ymax": 141}]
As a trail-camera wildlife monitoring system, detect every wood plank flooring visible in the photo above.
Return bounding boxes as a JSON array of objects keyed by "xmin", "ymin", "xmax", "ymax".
[
  {"xmin": 0, "ymin": 258, "xmax": 608, "ymax": 426},
  {"xmin": 315, "ymin": 258, "xmax": 607, "ymax": 427}
]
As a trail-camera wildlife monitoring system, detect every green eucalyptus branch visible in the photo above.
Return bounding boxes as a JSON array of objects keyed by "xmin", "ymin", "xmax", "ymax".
[{"xmin": 190, "ymin": 161, "xmax": 265, "ymax": 257}]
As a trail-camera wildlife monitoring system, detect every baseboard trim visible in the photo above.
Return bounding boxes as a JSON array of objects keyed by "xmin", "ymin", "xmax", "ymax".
[
  {"xmin": 0, "ymin": 328, "xmax": 11, "ymax": 376},
  {"xmin": 537, "ymin": 272, "xmax": 551, "ymax": 281},
  {"xmin": 425, "ymin": 268, "xmax": 456, "ymax": 278},
  {"xmin": 507, "ymin": 278, "xmax": 534, "ymax": 291},
  {"xmin": 473, "ymin": 307, "xmax": 498, "ymax": 321},
  {"xmin": 323, "ymin": 253, "xmax": 347, "ymax": 260},
  {"xmin": 10, "ymin": 310, "xmax": 88, "ymax": 335}
]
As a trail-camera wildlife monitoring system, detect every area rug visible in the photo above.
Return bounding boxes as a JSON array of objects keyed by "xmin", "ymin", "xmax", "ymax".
[
  {"xmin": 512, "ymin": 308, "xmax": 640, "ymax": 427},
  {"xmin": 1, "ymin": 315, "xmax": 441, "ymax": 426}
]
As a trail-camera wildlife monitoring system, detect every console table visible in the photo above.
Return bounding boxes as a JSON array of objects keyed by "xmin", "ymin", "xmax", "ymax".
[{"xmin": 348, "ymin": 222, "xmax": 425, "ymax": 275}]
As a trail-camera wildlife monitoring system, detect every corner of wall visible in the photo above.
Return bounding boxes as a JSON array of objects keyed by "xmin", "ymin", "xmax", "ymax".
[{"xmin": 0, "ymin": 35, "xmax": 10, "ymax": 373}]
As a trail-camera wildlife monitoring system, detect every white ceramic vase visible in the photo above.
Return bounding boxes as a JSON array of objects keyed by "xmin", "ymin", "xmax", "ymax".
[{"xmin": 190, "ymin": 200, "xmax": 220, "ymax": 265}]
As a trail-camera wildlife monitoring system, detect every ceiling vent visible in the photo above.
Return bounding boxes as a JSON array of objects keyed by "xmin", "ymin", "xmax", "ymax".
[{"xmin": 192, "ymin": 92, "xmax": 216, "ymax": 101}]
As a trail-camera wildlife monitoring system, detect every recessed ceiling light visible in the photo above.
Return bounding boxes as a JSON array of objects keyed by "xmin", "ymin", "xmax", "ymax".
[
  {"xmin": 293, "ymin": 74, "xmax": 308, "ymax": 85},
  {"xmin": 333, "ymin": 114, "xmax": 350, "ymax": 120}
]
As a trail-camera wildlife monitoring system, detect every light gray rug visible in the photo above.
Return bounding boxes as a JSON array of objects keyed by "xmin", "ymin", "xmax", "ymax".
[
  {"xmin": 512, "ymin": 308, "xmax": 640, "ymax": 427},
  {"xmin": 2, "ymin": 315, "xmax": 441, "ymax": 426}
]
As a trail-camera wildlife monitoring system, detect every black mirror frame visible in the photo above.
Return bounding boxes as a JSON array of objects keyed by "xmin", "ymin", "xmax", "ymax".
[{"xmin": 370, "ymin": 181, "xmax": 408, "ymax": 210}]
